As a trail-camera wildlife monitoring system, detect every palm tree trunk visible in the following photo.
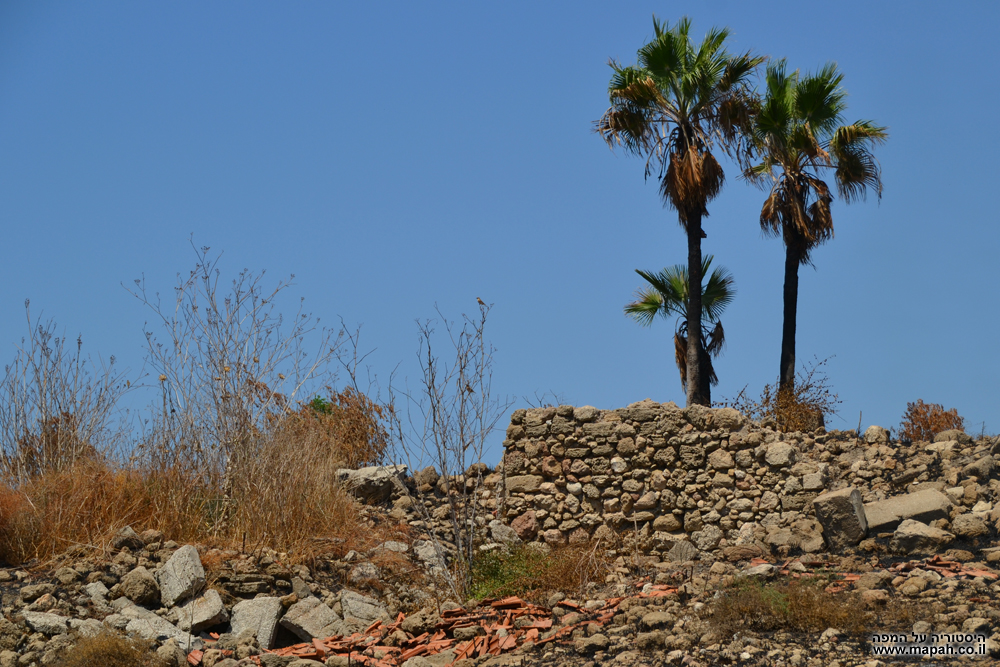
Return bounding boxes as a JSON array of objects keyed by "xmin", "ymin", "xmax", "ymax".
[
  {"xmin": 779, "ymin": 244, "xmax": 800, "ymax": 392},
  {"xmin": 686, "ymin": 209, "xmax": 709, "ymax": 406}
]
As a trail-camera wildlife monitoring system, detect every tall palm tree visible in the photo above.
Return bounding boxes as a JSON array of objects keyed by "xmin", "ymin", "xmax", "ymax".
[
  {"xmin": 744, "ymin": 60, "xmax": 887, "ymax": 391},
  {"xmin": 596, "ymin": 16, "xmax": 762, "ymax": 406},
  {"xmin": 625, "ymin": 255, "xmax": 735, "ymax": 401}
]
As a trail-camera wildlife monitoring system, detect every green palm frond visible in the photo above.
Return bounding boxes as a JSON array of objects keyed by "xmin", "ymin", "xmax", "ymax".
[
  {"xmin": 624, "ymin": 288, "xmax": 667, "ymax": 327},
  {"xmin": 744, "ymin": 61, "xmax": 887, "ymax": 263}
]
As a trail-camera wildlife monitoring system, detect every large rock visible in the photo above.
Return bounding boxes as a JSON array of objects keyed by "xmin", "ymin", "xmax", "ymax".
[
  {"xmin": 765, "ymin": 443, "xmax": 796, "ymax": 467},
  {"xmin": 111, "ymin": 525, "xmax": 145, "ymax": 551},
  {"xmin": 812, "ymin": 487, "xmax": 868, "ymax": 551},
  {"xmin": 21, "ymin": 612, "xmax": 69, "ymax": 635},
  {"xmin": 890, "ymin": 519, "xmax": 954, "ymax": 554},
  {"xmin": 120, "ymin": 566, "xmax": 160, "ymax": 606},
  {"xmin": 506, "ymin": 475, "xmax": 543, "ymax": 494},
  {"xmin": 230, "ymin": 597, "xmax": 283, "ymax": 650},
  {"xmin": 935, "ymin": 429, "xmax": 972, "ymax": 445},
  {"xmin": 665, "ymin": 540, "xmax": 699, "ymax": 562},
  {"xmin": 280, "ymin": 597, "xmax": 344, "ymax": 641},
  {"xmin": 951, "ymin": 514, "xmax": 990, "ymax": 538},
  {"xmin": 156, "ymin": 545, "xmax": 206, "ymax": 607},
  {"xmin": 175, "ymin": 589, "xmax": 228, "ymax": 632},
  {"xmin": 488, "ymin": 520, "xmax": 521, "ymax": 546},
  {"xmin": 863, "ymin": 426, "xmax": 889, "ymax": 445},
  {"xmin": 115, "ymin": 601, "xmax": 197, "ymax": 648},
  {"xmin": 340, "ymin": 590, "xmax": 387, "ymax": 623},
  {"xmin": 510, "ymin": 511, "xmax": 538, "ymax": 540},
  {"xmin": 864, "ymin": 489, "xmax": 953, "ymax": 533},
  {"xmin": 336, "ymin": 465, "xmax": 408, "ymax": 504},
  {"xmin": 963, "ymin": 457, "xmax": 994, "ymax": 481}
]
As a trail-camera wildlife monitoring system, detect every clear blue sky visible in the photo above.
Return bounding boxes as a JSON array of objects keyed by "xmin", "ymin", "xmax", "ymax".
[{"xmin": 1, "ymin": 1, "xmax": 997, "ymax": 462}]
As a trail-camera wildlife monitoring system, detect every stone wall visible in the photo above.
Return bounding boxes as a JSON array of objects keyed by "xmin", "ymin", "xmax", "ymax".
[{"xmin": 498, "ymin": 399, "xmax": 999, "ymax": 562}]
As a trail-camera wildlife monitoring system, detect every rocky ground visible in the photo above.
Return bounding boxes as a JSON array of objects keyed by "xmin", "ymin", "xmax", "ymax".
[{"xmin": 3, "ymin": 415, "xmax": 1000, "ymax": 666}]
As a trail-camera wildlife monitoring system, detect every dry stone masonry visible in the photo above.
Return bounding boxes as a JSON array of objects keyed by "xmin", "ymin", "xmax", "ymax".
[{"xmin": 500, "ymin": 401, "xmax": 1000, "ymax": 565}]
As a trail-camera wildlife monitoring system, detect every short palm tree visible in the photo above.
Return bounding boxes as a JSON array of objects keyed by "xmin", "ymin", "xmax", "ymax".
[
  {"xmin": 625, "ymin": 255, "xmax": 735, "ymax": 401},
  {"xmin": 596, "ymin": 16, "xmax": 762, "ymax": 406},
  {"xmin": 744, "ymin": 60, "xmax": 887, "ymax": 391}
]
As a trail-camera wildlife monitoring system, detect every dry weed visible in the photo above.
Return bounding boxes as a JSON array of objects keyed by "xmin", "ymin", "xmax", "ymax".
[
  {"xmin": 721, "ymin": 357, "xmax": 840, "ymax": 432},
  {"xmin": 899, "ymin": 400, "xmax": 965, "ymax": 442},
  {"xmin": 709, "ymin": 578, "xmax": 922, "ymax": 639},
  {"xmin": 55, "ymin": 631, "xmax": 166, "ymax": 667}
]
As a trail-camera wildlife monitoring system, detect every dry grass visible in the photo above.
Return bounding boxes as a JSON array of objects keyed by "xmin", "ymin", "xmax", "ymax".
[
  {"xmin": 900, "ymin": 399, "xmax": 966, "ymax": 442},
  {"xmin": 0, "ymin": 414, "xmax": 384, "ymax": 566},
  {"xmin": 467, "ymin": 541, "xmax": 612, "ymax": 603},
  {"xmin": 277, "ymin": 387, "xmax": 391, "ymax": 469},
  {"xmin": 55, "ymin": 631, "xmax": 166, "ymax": 667},
  {"xmin": 709, "ymin": 578, "xmax": 923, "ymax": 639},
  {"xmin": 721, "ymin": 357, "xmax": 840, "ymax": 433}
]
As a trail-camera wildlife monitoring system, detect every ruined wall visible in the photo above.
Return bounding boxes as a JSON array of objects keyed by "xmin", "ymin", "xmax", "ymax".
[{"xmin": 498, "ymin": 399, "xmax": 999, "ymax": 562}]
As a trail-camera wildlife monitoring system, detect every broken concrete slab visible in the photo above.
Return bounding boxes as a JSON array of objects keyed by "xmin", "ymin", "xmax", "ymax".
[
  {"xmin": 156, "ymin": 544, "xmax": 206, "ymax": 607},
  {"xmin": 231, "ymin": 597, "xmax": 283, "ymax": 650},
  {"xmin": 864, "ymin": 489, "xmax": 953, "ymax": 533},
  {"xmin": 812, "ymin": 487, "xmax": 868, "ymax": 551},
  {"xmin": 279, "ymin": 596, "xmax": 344, "ymax": 641},
  {"xmin": 890, "ymin": 519, "xmax": 954, "ymax": 554}
]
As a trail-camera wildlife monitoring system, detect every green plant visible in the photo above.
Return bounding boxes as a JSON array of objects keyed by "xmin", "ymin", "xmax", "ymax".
[
  {"xmin": 708, "ymin": 578, "xmax": 919, "ymax": 640},
  {"xmin": 626, "ymin": 255, "xmax": 735, "ymax": 398},
  {"xmin": 468, "ymin": 542, "xmax": 610, "ymax": 603},
  {"xmin": 596, "ymin": 16, "xmax": 762, "ymax": 406},
  {"xmin": 742, "ymin": 60, "xmax": 887, "ymax": 392},
  {"xmin": 899, "ymin": 400, "xmax": 965, "ymax": 442}
]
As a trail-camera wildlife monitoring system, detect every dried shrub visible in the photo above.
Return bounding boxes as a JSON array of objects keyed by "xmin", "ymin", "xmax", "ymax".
[
  {"xmin": 468, "ymin": 541, "xmax": 611, "ymax": 603},
  {"xmin": 721, "ymin": 357, "xmax": 840, "ymax": 433},
  {"xmin": 55, "ymin": 630, "xmax": 166, "ymax": 667},
  {"xmin": 709, "ymin": 578, "xmax": 922, "ymax": 639},
  {"xmin": 276, "ymin": 387, "xmax": 390, "ymax": 469},
  {"xmin": 899, "ymin": 400, "xmax": 965, "ymax": 442}
]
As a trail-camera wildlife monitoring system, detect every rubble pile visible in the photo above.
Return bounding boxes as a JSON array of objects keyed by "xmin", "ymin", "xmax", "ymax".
[{"xmin": 4, "ymin": 402, "xmax": 1000, "ymax": 666}]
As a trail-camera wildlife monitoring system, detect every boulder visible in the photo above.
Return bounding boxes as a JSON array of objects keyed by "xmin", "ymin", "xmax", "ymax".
[
  {"xmin": 115, "ymin": 601, "xmax": 197, "ymax": 648},
  {"xmin": 156, "ymin": 544, "xmax": 206, "ymax": 607},
  {"xmin": 510, "ymin": 511, "xmax": 538, "ymax": 540},
  {"xmin": 765, "ymin": 443, "xmax": 796, "ymax": 467},
  {"xmin": 505, "ymin": 475, "xmax": 543, "ymax": 493},
  {"xmin": 665, "ymin": 540, "xmax": 699, "ymax": 563},
  {"xmin": 951, "ymin": 514, "xmax": 989, "ymax": 539},
  {"xmin": 280, "ymin": 597, "xmax": 343, "ymax": 641},
  {"xmin": 935, "ymin": 429, "xmax": 972, "ymax": 445},
  {"xmin": 890, "ymin": 519, "xmax": 954, "ymax": 554},
  {"xmin": 812, "ymin": 487, "xmax": 868, "ymax": 551},
  {"xmin": 230, "ymin": 597, "xmax": 283, "ymax": 650},
  {"xmin": 488, "ymin": 520, "xmax": 521, "ymax": 546},
  {"xmin": 120, "ymin": 566, "xmax": 160, "ymax": 606},
  {"xmin": 111, "ymin": 526, "xmax": 145, "ymax": 552},
  {"xmin": 864, "ymin": 489, "xmax": 953, "ymax": 533},
  {"xmin": 863, "ymin": 426, "xmax": 889, "ymax": 445},
  {"xmin": 340, "ymin": 590, "xmax": 387, "ymax": 623},
  {"xmin": 336, "ymin": 465, "xmax": 408, "ymax": 504},
  {"xmin": 963, "ymin": 457, "xmax": 994, "ymax": 481},
  {"xmin": 175, "ymin": 589, "xmax": 228, "ymax": 632},
  {"xmin": 21, "ymin": 612, "xmax": 69, "ymax": 635}
]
